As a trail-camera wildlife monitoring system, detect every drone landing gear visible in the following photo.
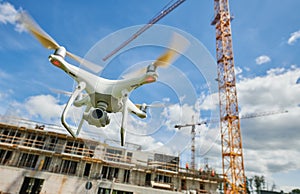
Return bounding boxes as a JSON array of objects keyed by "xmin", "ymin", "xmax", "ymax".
[
  {"xmin": 61, "ymin": 82, "xmax": 86, "ymax": 138},
  {"xmin": 120, "ymin": 90, "xmax": 129, "ymax": 146}
]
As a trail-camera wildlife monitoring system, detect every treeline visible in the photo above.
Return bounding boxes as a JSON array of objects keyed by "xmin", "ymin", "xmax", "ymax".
[{"xmin": 246, "ymin": 175, "xmax": 300, "ymax": 194}]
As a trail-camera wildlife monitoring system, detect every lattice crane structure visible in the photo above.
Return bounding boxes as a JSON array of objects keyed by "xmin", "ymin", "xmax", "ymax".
[{"xmin": 211, "ymin": 0, "xmax": 246, "ymax": 192}]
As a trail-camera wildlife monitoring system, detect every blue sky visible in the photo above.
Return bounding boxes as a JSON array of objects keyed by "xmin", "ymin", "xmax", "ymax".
[{"xmin": 1, "ymin": 0, "xmax": 300, "ymax": 192}]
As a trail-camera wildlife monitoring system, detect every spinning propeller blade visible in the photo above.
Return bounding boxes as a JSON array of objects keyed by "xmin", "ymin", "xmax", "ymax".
[
  {"xmin": 135, "ymin": 102, "xmax": 165, "ymax": 110},
  {"xmin": 121, "ymin": 67, "xmax": 148, "ymax": 79},
  {"xmin": 19, "ymin": 12, "xmax": 59, "ymax": 50},
  {"xmin": 66, "ymin": 51, "xmax": 103, "ymax": 73},
  {"xmin": 153, "ymin": 32, "xmax": 190, "ymax": 68},
  {"xmin": 122, "ymin": 32, "xmax": 189, "ymax": 79},
  {"xmin": 18, "ymin": 11, "xmax": 102, "ymax": 73},
  {"xmin": 50, "ymin": 88, "xmax": 73, "ymax": 96}
]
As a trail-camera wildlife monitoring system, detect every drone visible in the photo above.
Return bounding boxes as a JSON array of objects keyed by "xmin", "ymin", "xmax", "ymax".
[{"xmin": 18, "ymin": 12, "xmax": 189, "ymax": 146}]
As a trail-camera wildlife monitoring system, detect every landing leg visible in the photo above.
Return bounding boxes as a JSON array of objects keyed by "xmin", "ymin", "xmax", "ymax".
[{"xmin": 61, "ymin": 82, "xmax": 86, "ymax": 137}]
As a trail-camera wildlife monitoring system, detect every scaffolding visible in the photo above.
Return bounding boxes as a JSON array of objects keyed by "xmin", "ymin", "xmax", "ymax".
[{"xmin": 0, "ymin": 116, "xmax": 221, "ymax": 193}]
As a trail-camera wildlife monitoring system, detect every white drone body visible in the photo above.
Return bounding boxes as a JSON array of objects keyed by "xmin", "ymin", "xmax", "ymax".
[
  {"xmin": 49, "ymin": 47, "xmax": 157, "ymax": 145},
  {"xmin": 19, "ymin": 12, "xmax": 189, "ymax": 146}
]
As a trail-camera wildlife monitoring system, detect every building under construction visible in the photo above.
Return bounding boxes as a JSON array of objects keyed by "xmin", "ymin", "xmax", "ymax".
[{"xmin": 0, "ymin": 116, "xmax": 221, "ymax": 194}]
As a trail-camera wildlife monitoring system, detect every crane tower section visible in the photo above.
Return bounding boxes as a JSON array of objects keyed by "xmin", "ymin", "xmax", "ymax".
[{"xmin": 211, "ymin": 0, "xmax": 247, "ymax": 193}]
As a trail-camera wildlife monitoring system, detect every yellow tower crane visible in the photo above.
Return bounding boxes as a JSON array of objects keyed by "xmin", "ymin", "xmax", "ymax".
[{"xmin": 211, "ymin": 0, "xmax": 246, "ymax": 192}]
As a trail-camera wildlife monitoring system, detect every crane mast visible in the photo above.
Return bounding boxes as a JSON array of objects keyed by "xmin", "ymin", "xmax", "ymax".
[
  {"xmin": 191, "ymin": 116, "xmax": 196, "ymax": 170},
  {"xmin": 211, "ymin": 0, "xmax": 247, "ymax": 192}
]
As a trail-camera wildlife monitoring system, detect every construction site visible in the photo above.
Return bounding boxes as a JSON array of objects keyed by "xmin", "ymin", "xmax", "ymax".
[
  {"xmin": 0, "ymin": 0, "xmax": 298, "ymax": 193},
  {"xmin": 0, "ymin": 0, "xmax": 247, "ymax": 193},
  {"xmin": 0, "ymin": 116, "xmax": 221, "ymax": 193}
]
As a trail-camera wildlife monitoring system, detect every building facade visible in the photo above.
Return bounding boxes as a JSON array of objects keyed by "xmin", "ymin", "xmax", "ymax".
[{"xmin": 0, "ymin": 117, "xmax": 221, "ymax": 194}]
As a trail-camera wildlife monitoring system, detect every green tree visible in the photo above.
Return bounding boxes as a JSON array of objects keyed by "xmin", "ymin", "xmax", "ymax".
[
  {"xmin": 291, "ymin": 189, "xmax": 300, "ymax": 194},
  {"xmin": 246, "ymin": 177, "xmax": 253, "ymax": 194},
  {"xmin": 253, "ymin": 175, "xmax": 265, "ymax": 193}
]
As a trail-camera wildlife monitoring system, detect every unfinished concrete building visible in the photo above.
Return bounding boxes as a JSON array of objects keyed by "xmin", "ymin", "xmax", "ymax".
[{"xmin": 0, "ymin": 117, "xmax": 221, "ymax": 194}]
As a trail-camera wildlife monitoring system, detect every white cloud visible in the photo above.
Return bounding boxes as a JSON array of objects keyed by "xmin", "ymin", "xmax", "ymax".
[
  {"xmin": 198, "ymin": 92, "xmax": 219, "ymax": 111},
  {"xmin": 236, "ymin": 66, "xmax": 300, "ymax": 179},
  {"xmin": 162, "ymin": 103, "xmax": 193, "ymax": 126},
  {"xmin": 0, "ymin": 2, "xmax": 24, "ymax": 32},
  {"xmin": 24, "ymin": 94, "xmax": 64, "ymax": 121},
  {"xmin": 0, "ymin": 2, "xmax": 18, "ymax": 24},
  {"xmin": 235, "ymin": 66, "xmax": 243, "ymax": 75},
  {"xmin": 266, "ymin": 67, "xmax": 285, "ymax": 75},
  {"xmin": 186, "ymin": 67, "xmax": 300, "ymax": 180},
  {"xmin": 244, "ymin": 67, "xmax": 251, "ymax": 72},
  {"xmin": 255, "ymin": 55, "xmax": 271, "ymax": 65},
  {"xmin": 287, "ymin": 30, "xmax": 300, "ymax": 45},
  {"xmin": 0, "ymin": 89, "xmax": 13, "ymax": 100},
  {"xmin": 237, "ymin": 66, "xmax": 300, "ymax": 113},
  {"xmin": 0, "ymin": 69, "xmax": 10, "ymax": 78},
  {"xmin": 4, "ymin": 94, "xmax": 64, "ymax": 124}
]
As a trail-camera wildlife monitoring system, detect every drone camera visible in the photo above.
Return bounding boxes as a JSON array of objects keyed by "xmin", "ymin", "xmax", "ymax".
[
  {"xmin": 83, "ymin": 108, "xmax": 110, "ymax": 128},
  {"xmin": 92, "ymin": 109, "xmax": 104, "ymax": 119}
]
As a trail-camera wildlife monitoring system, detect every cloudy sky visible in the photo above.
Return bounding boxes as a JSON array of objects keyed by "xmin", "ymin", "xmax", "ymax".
[{"xmin": 0, "ymin": 0, "xmax": 300, "ymax": 192}]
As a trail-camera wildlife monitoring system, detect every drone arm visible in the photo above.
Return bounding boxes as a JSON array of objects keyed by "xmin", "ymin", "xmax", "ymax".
[
  {"xmin": 61, "ymin": 82, "xmax": 86, "ymax": 138},
  {"xmin": 128, "ymin": 100, "xmax": 147, "ymax": 119}
]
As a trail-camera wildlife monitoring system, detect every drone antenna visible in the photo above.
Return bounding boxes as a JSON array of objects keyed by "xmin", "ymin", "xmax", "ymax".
[{"xmin": 102, "ymin": 0, "xmax": 186, "ymax": 61}]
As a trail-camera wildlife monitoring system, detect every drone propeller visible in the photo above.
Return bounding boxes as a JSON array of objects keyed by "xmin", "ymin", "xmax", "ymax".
[
  {"xmin": 18, "ymin": 11, "xmax": 102, "ymax": 73},
  {"xmin": 153, "ymin": 32, "xmax": 190, "ymax": 68},
  {"xmin": 122, "ymin": 32, "xmax": 190, "ymax": 79},
  {"xmin": 50, "ymin": 88, "xmax": 73, "ymax": 96},
  {"xmin": 122, "ymin": 66, "xmax": 148, "ymax": 79},
  {"xmin": 135, "ymin": 102, "xmax": 165, "ymax": 111}
]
